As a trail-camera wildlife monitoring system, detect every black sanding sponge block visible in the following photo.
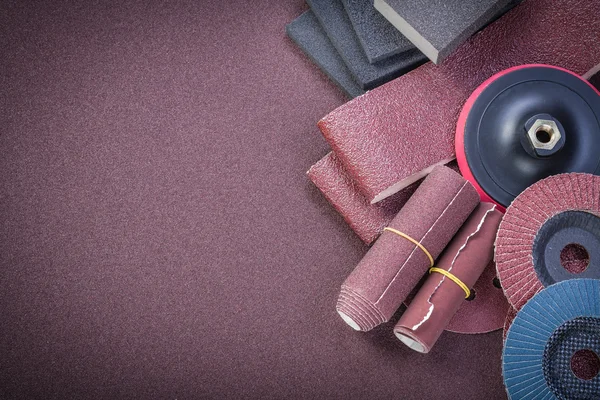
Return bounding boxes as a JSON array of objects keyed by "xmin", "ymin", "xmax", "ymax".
[
  {"xmin": 374, "ymin": 0, "xmax": 517, "ymax": 64},
  {"xmin": 341, "ymin": 0, "xmax": 416, "ymax": 64},
  {"xmin": 307, "ymin": 0, "xmax": 427, "ymax": 90},
  {"xmin": 286, "ymin": 11, "xmax": 365, "ymax": 98}
]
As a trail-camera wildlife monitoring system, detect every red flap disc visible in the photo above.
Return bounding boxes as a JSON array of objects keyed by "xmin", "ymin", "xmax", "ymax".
[
  {"xmin": 495, "ymin": 173, "xmax": 600, "ymax": 311},
  {"xmin": 456, "ymin": 65, "xmax": 600, "ymax": 210}
]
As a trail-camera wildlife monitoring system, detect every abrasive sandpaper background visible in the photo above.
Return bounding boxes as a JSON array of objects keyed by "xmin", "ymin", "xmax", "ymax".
[
  {"xmin": 318, "ymin": 0, "xmax": 600, "ymax": 203},
  {"xmin": 0, "ymin": 1, "xmax": 507, "ymax": 399}
]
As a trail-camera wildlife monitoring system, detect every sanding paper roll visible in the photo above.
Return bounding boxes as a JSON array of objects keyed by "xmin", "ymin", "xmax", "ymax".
[
  {"xmin": 394, "ymin": 203, "xmax": 503, "ymax": 353},
  {"xmin": 336, "ymin": 166, "xmax": 479, "ymax": 331},
  {"xmin": 495, "ymin": 173, "xmax": 600, "ymax": 311},
  {"xmin": 309, "ymin": 153, "xmax": 510, "ymax": 333},
  {"xmin": 318, "ymin": 0, "xmax": 600, "ymax": 204}
]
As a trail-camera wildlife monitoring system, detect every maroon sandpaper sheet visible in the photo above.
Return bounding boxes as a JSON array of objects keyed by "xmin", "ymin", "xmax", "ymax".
[
  {"xmin": 307, "ymin": 152, "xmax": 420, "ymax": 244},
  {"xmin": 336, "ymin": 166, "xmax": 479, "ymax": 331},
  {"xmin": 445, "ymin": 260, "xmax": 509, "ymax": 334},
  {"xmin": 394, "ymin": 203, "xmax": 503, "ymax": 353},
  {"xmin": 318, "ymin": 0, "xmax": 600, "ymax": 203}
]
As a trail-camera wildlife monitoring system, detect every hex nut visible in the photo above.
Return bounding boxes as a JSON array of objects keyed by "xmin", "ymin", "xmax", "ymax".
[{"xmin": 525, "ymin": 115, "xmax": 566, "ymax": 157}]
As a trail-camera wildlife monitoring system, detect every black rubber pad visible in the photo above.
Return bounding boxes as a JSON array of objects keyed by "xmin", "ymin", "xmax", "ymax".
[
  {"xmin": 462, "ymin": 66, "xmax": 600, "ymax": 207},
  {"xmin": 286, "ymin": 11, "xmax": 365, "ymax": 98},
  {"xmin": 307, "ymin": 0, "xmax": 427, "ymax": 90},
  {"xmin": 341, "ymin": 0, "xmax": 416, "ymax": 64}
]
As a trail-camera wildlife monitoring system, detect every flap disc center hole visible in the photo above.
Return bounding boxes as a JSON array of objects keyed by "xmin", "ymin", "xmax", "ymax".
[
  {"xmin": 560, "ymin": 243, "xmax": 590, "ymax": 274},
  {"xmin": 571, "ymin": 349, "xmax": 600, "ymax": 380}
]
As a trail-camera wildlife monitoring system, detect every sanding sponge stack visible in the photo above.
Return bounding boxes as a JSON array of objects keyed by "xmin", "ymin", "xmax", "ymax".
[
  {"xmin": 285, "ymin": 0, "xmax": 522, "ymax": 95},
  {"xmin": 286, "ymin": 11, "xmax": 365, "ymax": 98},
  {"xmin": 285, "ymin": 0, "xmax": 426, "ymax": 97},
  {"xmin": 374, "ymin": 0, "xmax": 522, "ymax": 64},
  {"xmin": 306, "ymin": 0, "xmax": 427, "ymax": 91},
  {"xmin": 336, "ymin": 166, "xmax": 479, "ymax": 331},
  {"xmin": 394, "ymin": 203, "xmax": 503, "ymax": 353},
  {"xmin": 341, "ymin": 0, "xmax": 415, "ymax": 64},
  {"xmin": 495, "ymin": 173, "xmax": 600, "ymax": 311}
]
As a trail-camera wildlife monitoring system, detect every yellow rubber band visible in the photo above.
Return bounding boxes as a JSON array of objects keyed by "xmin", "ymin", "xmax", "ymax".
[
  {"xmin": 383, "ymin": 227, "xmax": 434, "ymax": 267},
  {"xmin": 429, "ymin": 267, "xmax": 471, "ymax": 299}
]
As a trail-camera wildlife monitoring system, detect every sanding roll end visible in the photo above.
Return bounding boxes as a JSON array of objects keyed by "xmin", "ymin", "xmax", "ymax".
[
  {"xmin": 394, "ymin": 328, "xmax": 429, "ymax": 353},
  {"xmin": 336, "ymin": 287, "xmax": 386, "ymax": 331},
  {"xmin": 337, "ymin": 310, "xmax": 361, "ymax": 331}
]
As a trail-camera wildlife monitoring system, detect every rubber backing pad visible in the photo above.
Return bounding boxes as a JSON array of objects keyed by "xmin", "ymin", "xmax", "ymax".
[{"xmin": 457, "ymin": 65, "xmax": 600, "ymax": 209}]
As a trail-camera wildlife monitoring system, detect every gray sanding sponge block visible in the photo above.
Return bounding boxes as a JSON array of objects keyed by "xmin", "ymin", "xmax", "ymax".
[
  {"xmin": 286, "ymin": 11, "xmax": 365, "ymax": 98},
  {"xmin": 341, "ymin": 0, "xmax": 416, "ymax": 64},
  {"xmin": 374, "ymin": 0, "xmax": 517, "ymax": 64},
  {"xmin": 307, "ymin": 0, "xmax": 427, "ymax": 90}
]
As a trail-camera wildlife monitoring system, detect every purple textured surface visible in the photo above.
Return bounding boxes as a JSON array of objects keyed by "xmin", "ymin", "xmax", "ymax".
[{"xmin": 0, "ymin": 1, "xmax": 508, "ymax": 399}]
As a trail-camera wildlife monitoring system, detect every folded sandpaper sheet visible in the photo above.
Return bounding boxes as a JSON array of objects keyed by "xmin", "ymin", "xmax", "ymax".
[
  {"xmin": 286, "ymin": 11, "xmax": 365, "ymax": 98},
  {"xmin": 308, "ymin": 152, "xmax": 457, "ymax": 245},
  {"xmin": 374, "ymin": 0, "xmax": 519, "ymax": 64},
  {"xmin": 306, "ymin": 0, "xmax": 427, "ymax": 90},
  {"xmin": 341, "ymin": 0, "xmax": 416, "ymax": 64},
  {"xmin": 308, "ymin": 152, "xmax": 421, "ymax": 245},
  {"xmin": 309, "ymin": 72, "xmax": 600, "ymax": 242},
  {"xmin": 318, "ymin": 0, "xmax": 600, "ymax": 203}
]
